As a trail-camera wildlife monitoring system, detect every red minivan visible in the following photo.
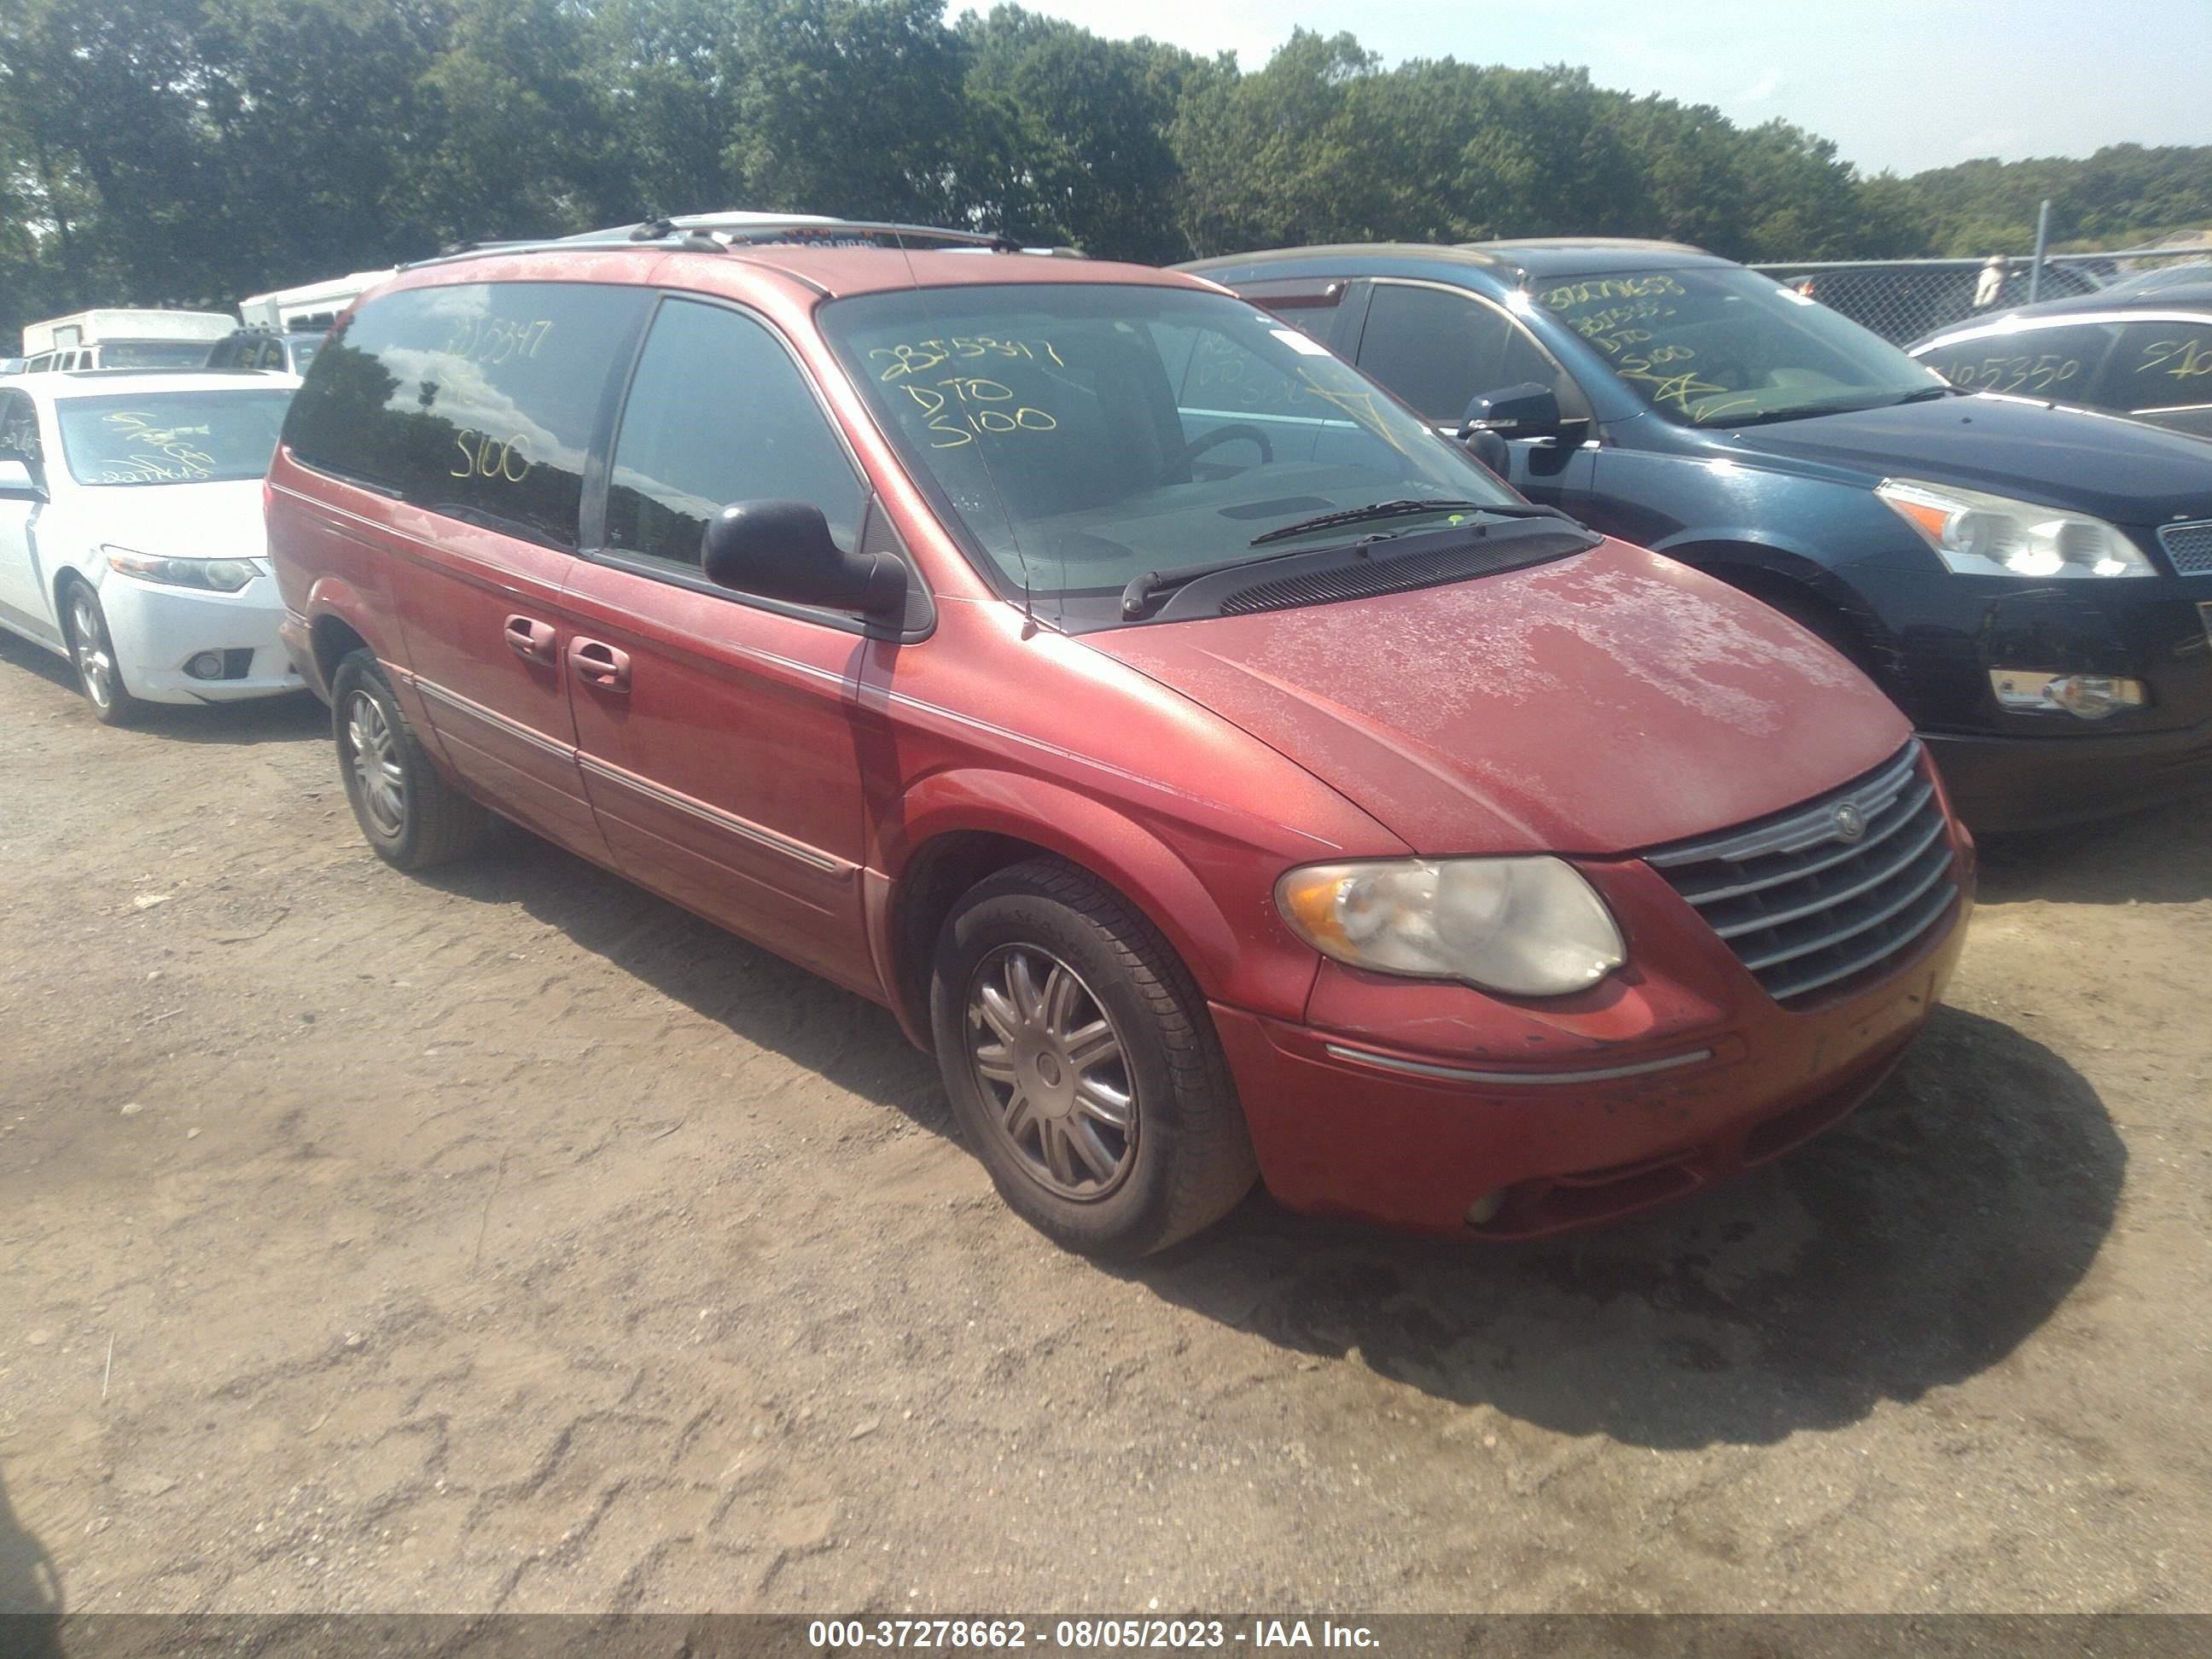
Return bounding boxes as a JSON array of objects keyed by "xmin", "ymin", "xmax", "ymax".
[{"xmin": 266, "ymin": 218, "xmax": 1973, "ymax": 1256}]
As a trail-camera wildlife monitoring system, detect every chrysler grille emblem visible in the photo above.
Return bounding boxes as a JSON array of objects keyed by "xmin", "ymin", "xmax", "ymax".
[{"xmin": 1832, "ymin": 802, "xmax": 1867, "ymax": 842}]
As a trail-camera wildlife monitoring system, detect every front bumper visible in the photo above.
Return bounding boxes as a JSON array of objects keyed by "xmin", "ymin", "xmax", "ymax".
[
  {"xmin": 1211, "ymin": 870, "xmax": 1971, "ymax": 1240},
  {"xmin": 1851, "ymin": 564, "xmax": 2212, "ymax": 828},
  {"xmin": 1924, "ymin": 719, "xmax": 2212, "ymax": 831},
  {"xmin": 98, "ymin": 570, "xmax": 301, "ymax": 704}
]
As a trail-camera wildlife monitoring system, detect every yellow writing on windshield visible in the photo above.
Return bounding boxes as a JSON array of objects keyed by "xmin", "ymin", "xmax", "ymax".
[
  {"xmin": 1293, "ymin": 368, "xmax": 1415, "ymax": 456},
  {"xmin": 901, "ymin": 379, "xmax": 1058, "ymax": 448},
  {"xmin": 1541, "ymin": 275, "xmax": 1687, "ymax": 311},
  {"xmin": 873, "ymin": 335, "xmax": 1066, "ymax": 381}
]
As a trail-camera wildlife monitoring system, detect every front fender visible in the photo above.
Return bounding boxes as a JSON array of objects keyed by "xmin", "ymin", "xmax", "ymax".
[{"xmin": 873, "ymin": 768, "xmax": 1323, "ymax": 1038}]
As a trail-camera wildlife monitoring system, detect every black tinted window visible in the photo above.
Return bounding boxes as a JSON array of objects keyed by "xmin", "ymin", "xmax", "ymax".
[
  {"xmin": 282, "ymin": 281, "xmax": 648, "ymax": 547},
  {"xmin": 1359, "ymin": 283, "xmax": 1514, "ymax": 421},
  {"xmin": 2104, "ymin": 320, "xmax": 2212, "ymax": 412},
  {"xmin": 1920, "ymin": 323, "xmax": 2118, "ymax": 398},
  {"xmin": 605, "ymin": 300, "xmax": 864, "ymax": 572}
]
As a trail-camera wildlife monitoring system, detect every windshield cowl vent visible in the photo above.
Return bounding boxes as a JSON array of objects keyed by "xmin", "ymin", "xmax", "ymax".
[{"xmin": 1213, "ymin": 533, "xmax": 1591, "ymax": 618}]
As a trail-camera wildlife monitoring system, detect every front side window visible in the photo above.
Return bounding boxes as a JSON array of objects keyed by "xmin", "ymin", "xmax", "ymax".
[
  {"xmin": 819, "ymin": 282, "xmax": 1519, "ymax": 620},
  {"xmin": 1918, "ymin": 322, "xmax": 2119, "ymax": 399},
  {"xmin": 55, "ymin": 389, "xmax": 295, "ymax": 486},
  {"xmin": 606, "ymin": 299, "xmax": 864, "ymax": 572},
  {"xmin": 1359, "ymin": 282, "xmax": 1587, "ymax": 425},
  {"xmin": 1358, "ymin": 284, "xmax": 1517, "ymax": 422},
  {"xmin": 1539, "ymin": 266, "xmax": 1942, "ymax": 426},
  {"xmin": 282, "ymin": 280, "xmax": 649, "ymax": 547}
]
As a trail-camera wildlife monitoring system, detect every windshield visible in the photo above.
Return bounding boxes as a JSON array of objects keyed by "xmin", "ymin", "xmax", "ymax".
[
  {"xmin": 287, "ymin": 335, "xmax": 323, "ymax": 373},
  {"xmin": 101, "ymin": 340, "xmax": 224, "ymax": 370},
  {"xmin": 818, "ymin": 283, "xmax": 1519, "ymax": 612},
  {"xmin": 1539, "ymin": 266, "xmax": 1943, "ymax": 426},
  {"xmin": 56, "ymin": 388, "xmax": 295, "ymax": 486}
]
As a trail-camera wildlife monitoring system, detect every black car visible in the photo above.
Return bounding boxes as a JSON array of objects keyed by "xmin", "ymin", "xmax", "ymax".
[
  {"xmin": 1181, "ymin": 239, "xmax": 2212, "ymax": 831},
  {"xmin": 1909, "ymin": 261, "xmax": 2212, "ymax": 439}
]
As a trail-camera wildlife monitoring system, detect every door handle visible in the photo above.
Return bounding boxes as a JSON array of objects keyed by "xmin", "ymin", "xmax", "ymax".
[
  {"xmin": 503, "ymin": 614, "xmax": 557, "ymax": 666},
  {"xmin": 568, "ymin": 637, "xmax": 632, "ymax": 693}
]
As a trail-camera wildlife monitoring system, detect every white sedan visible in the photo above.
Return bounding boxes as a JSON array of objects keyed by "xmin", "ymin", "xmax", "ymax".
[{"xmin": 0, "ymin": 370, "xmax": 303, "ymax": 723}]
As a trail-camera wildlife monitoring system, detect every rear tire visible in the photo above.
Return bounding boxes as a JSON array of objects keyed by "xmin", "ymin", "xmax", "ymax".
[
  {"xmin": 61, "ymin": 580, "xmax": 141, "ymax": 727},
  {"xmin": 331, "ymin": 648, "xmax": 490, "ymax": 870},
  {"xmin": 930, "ymin": 858, "xmax": 1258, "ymax": 1257}
]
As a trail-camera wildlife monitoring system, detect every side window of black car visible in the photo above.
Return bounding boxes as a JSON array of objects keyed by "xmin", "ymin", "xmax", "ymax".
[
  {"xmin": 281, "ymin": 280, "xmax": 650, "ymax": 548},
  {"xmin": 604, "ymin": 299, "xmax": 865, "ymax": 574},
  {"xmin": 2102, "ymin": 320, "xmax": 2212, "ymax": 414},
  {"xmin": 1920, "ymin": 323, "xmax": 2117, "ymax": 399}
]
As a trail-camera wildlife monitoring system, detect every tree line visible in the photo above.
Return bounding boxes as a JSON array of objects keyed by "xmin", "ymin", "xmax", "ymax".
[{"xmin": 3, "ymin": 0, "xmax": 2207, "ymax": 341}]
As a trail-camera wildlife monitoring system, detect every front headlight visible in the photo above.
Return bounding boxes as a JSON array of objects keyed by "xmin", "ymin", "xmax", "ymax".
[
  {"xmin": 1275, "ymin": 856, "xmax": 1625, "ymax": 997},
  {"xmin": 1877, "ymin": 478, "xmax": 2151, "ymax": 579},
  {"xmin": 102, "ymin": 544, "xmax": 263, "ymax": 592}
]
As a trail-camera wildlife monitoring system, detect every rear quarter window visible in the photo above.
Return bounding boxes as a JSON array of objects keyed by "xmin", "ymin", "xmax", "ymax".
[{"xmin": 281, "ymin": 280, "xmax": 649, "ymax": 547}]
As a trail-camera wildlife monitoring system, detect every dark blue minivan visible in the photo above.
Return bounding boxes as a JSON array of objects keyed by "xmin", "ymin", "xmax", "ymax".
[{"xmin": 1183, "ymin": 240, "xmax": 2212, "ymax": 831}]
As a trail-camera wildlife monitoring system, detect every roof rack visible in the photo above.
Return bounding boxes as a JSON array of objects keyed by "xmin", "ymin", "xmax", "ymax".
[{"xmin": 409, "ymin": 214, "xmax": 1023, "ymax": 271}]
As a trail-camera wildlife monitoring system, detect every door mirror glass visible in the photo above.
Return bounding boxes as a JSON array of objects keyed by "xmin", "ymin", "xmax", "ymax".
[
  {"xmin": 1458, "ymin": 382, "xmax": 1563, "ymax": 442},
  {"xmin": 0, "ymin": 457, "xmax": 45, "ymax": 497},
  {"xmin": 701, "ymin": 500, "xmax": 906, "ymax": 619}
]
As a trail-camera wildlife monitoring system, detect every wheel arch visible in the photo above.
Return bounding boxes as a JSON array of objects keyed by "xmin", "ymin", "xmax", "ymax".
[
  {"xmin": 871, "ymin": 774, "xmax": 1246, "ymax": 1053},
  {"xmin": 302, "ymin": 579, "xmax": 400, "ymax": 694},
  {"xmin": 1660, "ymin": 537, "xmax": 1898, "ymax": 684}
]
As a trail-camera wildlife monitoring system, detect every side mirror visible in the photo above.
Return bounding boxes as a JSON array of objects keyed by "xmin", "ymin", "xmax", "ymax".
[
  {"xmin": 1460, "ymin": 428, "xmax": 1511, "ymax": 478},
  {"xmin": 701, "ymin": 500, "xmax": 906, "ymax": 620},
  {"xmin": 1458, "ymin": 382, "xmax": 1563, "ymax": 444},
  {"xmin": 0, "ymin": 457, "xmax": 45, "ymax": 500}
]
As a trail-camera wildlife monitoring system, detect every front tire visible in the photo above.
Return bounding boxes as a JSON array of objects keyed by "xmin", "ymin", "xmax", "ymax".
[
  {"xmin": 331, "ymin": 648, "xmax": 490, "ymax": 870},
  {"xmin": 62, "ymin": 581, "xmax": 141, "ymax": 727},
  {"xmin": 930, "ymin": 859, "xmax": 1257, "ymax": 1257}
]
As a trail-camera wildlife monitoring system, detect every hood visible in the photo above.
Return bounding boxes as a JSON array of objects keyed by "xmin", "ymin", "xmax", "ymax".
[
  {"xmin": 81, "ymin": 478, "xmax": 269, "ymax": 562},
  {"xmin": 1086, "ymin": 540, "xmax": 1909, "ymax": 858},
  {"xmin": 1721, "ymin": 395, "xmax": 2212, "ymax": 527}
]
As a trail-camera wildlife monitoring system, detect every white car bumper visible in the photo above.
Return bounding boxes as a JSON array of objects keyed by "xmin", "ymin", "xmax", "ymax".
[{"xmin": 94, "ymin": 568, "xmax": 304, "ymax": 704}]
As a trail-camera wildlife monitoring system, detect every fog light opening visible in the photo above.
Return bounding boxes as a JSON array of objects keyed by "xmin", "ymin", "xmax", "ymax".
[
  {"xmin": 1464, "ymin": 1189, "xmax": 1507, "ymax": 1227},
  {"xmin": 183, "ymin": 650, "xmax": 226, "ymax": 681},
  {"xmin": 1989, "ymin": 669, "xmax": 2145, "ymax": 720}
]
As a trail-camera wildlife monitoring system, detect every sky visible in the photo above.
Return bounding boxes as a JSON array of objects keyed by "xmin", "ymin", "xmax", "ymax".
[{"xmin": 989, "ymin": 0, "xmax": 2212, "ymax": 178}]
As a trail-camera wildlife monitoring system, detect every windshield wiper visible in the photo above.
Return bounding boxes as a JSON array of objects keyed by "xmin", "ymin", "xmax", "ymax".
[
  {"xmin": 1891, "ymin": 385, "xmax": 1960, "ymax": 405},
  {"xmin": 1120, "ymin": 543, "xmax": 1345, "ymax": 620},
  {"xmin": 1121, "ymin": 504, "xmax": 1587, "ymax": 620},
  {"xmin": 1249, "ymin": 497, "xmax": 1493, "ymax": 547}
]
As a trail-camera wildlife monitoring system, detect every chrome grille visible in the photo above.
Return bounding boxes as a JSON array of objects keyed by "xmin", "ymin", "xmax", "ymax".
[
  {"xmin": 1645, "ymin": 742, "xmax": 1959, "ymax": 1005},
  {"xmin": 2158, "ymin": 520, "xmax": 2212, "ymax": 576}
]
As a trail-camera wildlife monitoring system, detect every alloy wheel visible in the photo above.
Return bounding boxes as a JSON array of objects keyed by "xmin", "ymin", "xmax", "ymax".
[
  {"xmin": 965, "ymin": 944, "xmax": 1138, "ymax": 1200},
  {"xmin": 69, "ymin": 590, "xmax": 114, "ymax": 711},
  {"xmin": 345, "ymin": 690, "xmax": 406, "ymax": 837}
]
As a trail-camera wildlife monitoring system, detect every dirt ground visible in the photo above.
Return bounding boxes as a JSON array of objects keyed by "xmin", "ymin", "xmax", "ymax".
[{"xmin": 1, "ymin": 629, "xmax": 2207, "ymax": 1618}]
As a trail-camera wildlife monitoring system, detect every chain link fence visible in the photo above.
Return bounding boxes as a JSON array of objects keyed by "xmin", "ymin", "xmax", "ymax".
[{"xmin": 1748, "ymin": 246, "xmax": 2212, "ymax": 346}]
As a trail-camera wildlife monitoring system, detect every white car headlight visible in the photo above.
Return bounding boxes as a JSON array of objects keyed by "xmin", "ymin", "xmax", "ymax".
[
  {"xmin": 1877, "ymin": 478, "xmax": 2151, "ymax": 579},
  {"xmin": 102, "ymin": 544, "xmax": 263, "ymax": 592},
  {"xmin": 1276, "ymin": 856, "xmax": 1625, "ymax": 997}
]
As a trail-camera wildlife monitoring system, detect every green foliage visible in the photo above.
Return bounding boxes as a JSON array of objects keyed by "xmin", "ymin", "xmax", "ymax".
[{"xmin": 0, "ymin": 0, "xmax": 2202, "ymax": 345}]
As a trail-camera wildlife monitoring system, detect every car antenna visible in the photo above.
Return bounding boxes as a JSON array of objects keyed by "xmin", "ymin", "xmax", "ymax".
[{"xmin": 890, "ymin": 228, "xmax": 1039, "ymax": 638}]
